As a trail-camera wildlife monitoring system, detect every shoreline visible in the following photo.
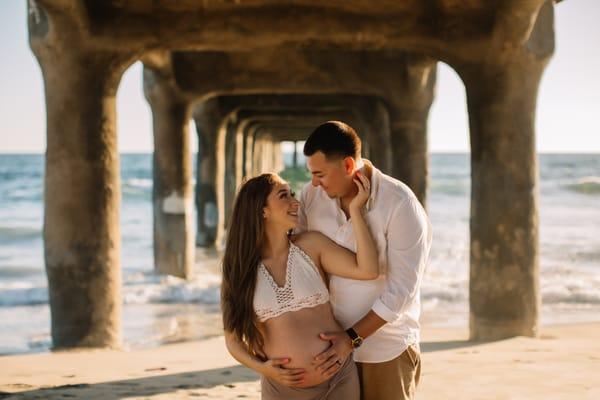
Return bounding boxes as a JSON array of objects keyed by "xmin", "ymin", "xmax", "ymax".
[{"xmin": 1, "ymin": 322, "xmax": 598, "ymax": 399}]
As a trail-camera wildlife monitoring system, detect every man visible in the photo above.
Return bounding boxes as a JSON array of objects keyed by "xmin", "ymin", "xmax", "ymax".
[{"xmin": 297, "ymin": 121, "xmax": 432, "ymax": 400}]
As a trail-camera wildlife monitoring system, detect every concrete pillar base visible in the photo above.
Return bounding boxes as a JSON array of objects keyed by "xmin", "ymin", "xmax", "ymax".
[{"xmin": 470, "ymin": 316, "xmax": 538, "ymax": 341}]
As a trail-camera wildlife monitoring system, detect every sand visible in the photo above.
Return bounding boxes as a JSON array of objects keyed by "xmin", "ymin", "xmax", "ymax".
[{"xmin": 1, "ymin": 323, "xmax": 599, "ymax": 399}]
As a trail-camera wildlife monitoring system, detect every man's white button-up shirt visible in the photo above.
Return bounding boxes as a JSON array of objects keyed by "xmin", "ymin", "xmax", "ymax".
[{"xmin": 298, "ymin": 161, "xmax": 432, "ymax": 363}]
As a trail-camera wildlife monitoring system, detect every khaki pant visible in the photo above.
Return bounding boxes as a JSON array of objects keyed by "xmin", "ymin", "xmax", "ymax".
[{"xmin": 356, "ymin": 345, "xmax": 421, "ymax": 400}]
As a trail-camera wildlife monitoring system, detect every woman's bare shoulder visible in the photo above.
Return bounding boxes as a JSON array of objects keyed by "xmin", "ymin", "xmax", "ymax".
[
  {"xmin": 291, "ymin": 231, "xmax": 327, "ymax": 248},
  {"xmin": 290, "ymin": 231, "xmax": 328, "ymax": 260}
]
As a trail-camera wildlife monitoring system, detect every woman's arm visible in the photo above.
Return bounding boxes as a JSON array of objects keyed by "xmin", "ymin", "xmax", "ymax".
[
  {"xmin": 316, "ymin": 172, "xmax": 379, "ymax": 280},
  {"xmin": 224, "ymin": 330, "xmax": 306, "ymax": 386}
]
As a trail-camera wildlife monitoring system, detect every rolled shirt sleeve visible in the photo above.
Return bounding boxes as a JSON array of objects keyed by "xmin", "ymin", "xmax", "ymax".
[{"xmin": 371, "ymin": 195, "xmax": 433, "ymax": 323}]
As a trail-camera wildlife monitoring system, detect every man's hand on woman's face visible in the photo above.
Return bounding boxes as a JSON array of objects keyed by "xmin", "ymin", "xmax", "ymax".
[{"xmin": 312, "ymin": 331, "xmax": 353, "ymax": 378}]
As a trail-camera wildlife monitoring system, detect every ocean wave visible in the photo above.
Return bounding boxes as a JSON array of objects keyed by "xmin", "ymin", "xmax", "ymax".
[
  {"xmin": 122, "ymin": 178, "xmax": 153, "ymax": 199},
  {"xmin": 0, "ymin": 226, "xmax": 41, "ymax": 241},
  {"xmin": 0, "ymin": 272, "xmax": 222, "ymax": 307},
  {"xmin": 122, "ymin": 274, "xmax": 221, "ymax": 305},
  {"xmin": 541, "ymin": 270, "xmax": 600, "ymax": 304},
  {"xmin": 2, "ymin": 187, "xmax": 43, "ymax": 202},
  {"xmin": 422, "ymin": 265, "xmax": 600, "ymax": 306},
  {"xmin": 0, "ymin": 266, "xmax": 43, "ymax": 278},
  {"xmin": 122, "ymin": 177, "xmax": 196, "ymax": 191},
  {"xmin": 124, "ymin": 178, "xmax": 152, "ymax": 189},
  {"xmin": 564, "ymin": 176, "xmax": 600, "ymax": 194},
  {"xmin": 2, "ymin": 266, "xmax": 599, "ymax": 307},
  {"xmin": 429, "ymin": 179, "xmax": 470, "ymax": 196},
  {"xmin": 542, "ymin": 290, "xmax": 600, "ymax": 304},
  {"xmin": 421, "ymin": 288, "xmax": 467, "ymax": 302},
  {"xmin": 0, "ymin": 286, "xmax": 48, "ymax": 306}
]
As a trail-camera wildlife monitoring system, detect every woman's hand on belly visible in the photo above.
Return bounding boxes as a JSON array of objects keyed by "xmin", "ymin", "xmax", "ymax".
[
  {"xmin": 261, "ymin": 304, "xmax": 344, "ymax": 387},
  {"xmin": 258, "ymin": 357, "xmax": 307, "ymax": 387}
]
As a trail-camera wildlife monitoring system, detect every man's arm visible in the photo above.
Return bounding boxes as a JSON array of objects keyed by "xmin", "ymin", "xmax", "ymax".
[
  {"xmin": 352, "ymin": 310, "xmax": 387, "ymax": 339},
  {"xmin": 314, "ymin": 195, "xmax": 432, "ymax": 377},
  {"xmin": 371, "ymin": 196, "xmax": 432, "ymax": 322}
]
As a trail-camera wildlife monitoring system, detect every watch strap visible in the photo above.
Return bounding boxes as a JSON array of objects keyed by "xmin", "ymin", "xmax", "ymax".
[
  {"xmin": 345, "ymin": 327, "xmax": 363, "ymax": 348},
  {"xmin": 346, "ymin": 327, "xmax": 360, "ymax": 341}
]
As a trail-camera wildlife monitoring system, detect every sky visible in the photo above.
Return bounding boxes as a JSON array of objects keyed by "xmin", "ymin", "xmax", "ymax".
[{"xmin": 0, "ymin": 1, "xmax": 598, "ymax": 153}]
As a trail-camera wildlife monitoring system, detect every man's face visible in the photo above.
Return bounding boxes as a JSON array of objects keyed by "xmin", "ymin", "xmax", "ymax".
[{"xmin": 306, "ymin": 151, "xmax": 352, "ymax": 198}]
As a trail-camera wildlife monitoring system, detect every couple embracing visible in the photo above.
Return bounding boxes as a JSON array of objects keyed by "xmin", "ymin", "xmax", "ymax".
[{"xmin": 221, "ymin": 121, "xmax": 432, "ymax": 400}]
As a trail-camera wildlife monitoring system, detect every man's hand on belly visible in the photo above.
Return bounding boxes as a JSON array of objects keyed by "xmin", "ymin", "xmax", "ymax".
[
  {"xmin": 312, "ymin": 311, "xmax": 388, "ymax": 377},
  {"xmin": 312, "ymin": 331, "xmax": 353, "ymax": 378}
]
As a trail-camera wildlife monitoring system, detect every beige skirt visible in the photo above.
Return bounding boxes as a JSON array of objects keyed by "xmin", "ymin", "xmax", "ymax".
[{"xmin": 261, "ymin": 357, "xmax": 359, "ymax": 400}]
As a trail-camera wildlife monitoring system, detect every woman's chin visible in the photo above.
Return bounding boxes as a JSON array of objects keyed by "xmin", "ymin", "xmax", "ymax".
[{"xmin": 287, "ymin": 216, "xmax": 299, "ymax": 230}]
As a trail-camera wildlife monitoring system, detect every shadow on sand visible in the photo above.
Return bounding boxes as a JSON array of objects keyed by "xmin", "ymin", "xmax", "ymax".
[
  {"xmin": 0, "ymin": 365, "xmax": 259, "ymax": 400},
  {"xmin": 421, "ymin": 338, "xmax": 507, "ymax": 353},
  {"xmin": 2, "ymin": 339, "xmax": 516, "ymax": 398}
]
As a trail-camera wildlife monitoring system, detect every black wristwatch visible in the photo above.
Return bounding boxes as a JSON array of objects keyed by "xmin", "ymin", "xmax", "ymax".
[{"xmin": 345, "ymin": 327, "xmax": 364, "ymax": 349}]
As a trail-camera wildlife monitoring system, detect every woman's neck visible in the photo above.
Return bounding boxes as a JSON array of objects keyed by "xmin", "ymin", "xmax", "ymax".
[{"xmin": 261, "ymin": 225, "xmax": 290, "ymax": 261}]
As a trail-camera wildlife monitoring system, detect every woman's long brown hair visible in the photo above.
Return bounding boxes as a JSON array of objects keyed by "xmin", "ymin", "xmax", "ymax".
[{"xmin": 221, "ymin": 173, "xmax": 279, "ymax": 356}]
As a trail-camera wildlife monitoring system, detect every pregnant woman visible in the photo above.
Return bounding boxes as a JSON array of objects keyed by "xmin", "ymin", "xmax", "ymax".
[{"xmin": 221, "ymin": 172, "xmax": 378, "ymax": 399}]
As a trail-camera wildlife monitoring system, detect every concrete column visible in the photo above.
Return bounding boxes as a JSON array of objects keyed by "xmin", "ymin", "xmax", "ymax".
[
  {"xmin": 460, "ymin": 2, "xmax": 554, "ymax": 340},
  {"xmin": 250, "ymin": 126, "xmax": 287, "ymax": 175},
  {"xmin": 245, "ymin": 122, "xmax": 263, "ymax": 177},
  {"xmin": 292, "ymin": 141, "xmax": 299, "ymax": 168},
  {"xmin": 272, "ymin": 141, "xmax": 284, "ymax": 173},
  {"xmin": 269, "ymin": 140, "xmax": 279, "ymax": 172},
  {"xmin": 144, "ymin": 68, "xmax": 194, "ymax": 279},
  {"xmin": 193, "ymin": 99, "xmax": 225, "ymax": 248},
  {"xmin": 359, "ymin": 98, "xmax": 392, "ymax": 175},
  {"xmin": 29, "ymin": 6, "xmax": 133, "ymax": 348},
  {"xmin": 244, "ymin": 131, "xmax": 255, "ymax": 178},
  {"xmin": 388, "ymin": 56, "xmax": 437, "ymax": 207},
  {"xmin": 252, "ymin": 132, "xmax": 276, "ymax": 175},
  {"xmin": 223, "ymin": 119, "xmax": 240, "ymax": 228}
]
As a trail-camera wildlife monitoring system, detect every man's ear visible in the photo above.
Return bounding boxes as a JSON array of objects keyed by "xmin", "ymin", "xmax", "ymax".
[{"xmin": 343, "ymin": 156, "xmax": 355, "ymax": 175}]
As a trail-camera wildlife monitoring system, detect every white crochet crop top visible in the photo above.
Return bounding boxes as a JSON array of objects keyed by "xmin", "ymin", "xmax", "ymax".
[{"xmin": 253, "ymin": 241, "xmax": 329, "ymax": 322}]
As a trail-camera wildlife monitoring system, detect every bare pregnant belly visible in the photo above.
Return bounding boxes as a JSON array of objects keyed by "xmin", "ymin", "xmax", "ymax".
[{"xmin": 261, "ymin": 303, "xmax": 342, "ymax": 387}]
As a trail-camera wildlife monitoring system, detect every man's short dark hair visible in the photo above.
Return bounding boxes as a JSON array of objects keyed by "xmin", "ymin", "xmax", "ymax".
[{"xmin": 303, "ymin": 121, "xmax": 362, "ymax": 160}]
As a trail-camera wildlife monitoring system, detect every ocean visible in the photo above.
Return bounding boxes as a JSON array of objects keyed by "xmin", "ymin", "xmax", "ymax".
[{"xmin": 0, "ymin": 153, "xmax": 599, "ymax": 355}]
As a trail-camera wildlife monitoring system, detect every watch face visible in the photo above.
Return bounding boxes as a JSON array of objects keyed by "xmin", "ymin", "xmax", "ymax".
[{"xmin": 353, "ymin": 337, "xmax": 363, "ymax": 348}]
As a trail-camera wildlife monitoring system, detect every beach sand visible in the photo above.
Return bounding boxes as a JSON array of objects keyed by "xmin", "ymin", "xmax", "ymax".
[{"xmin": 1, "ymin": 323, "xmax": 598, "ymax": 399}]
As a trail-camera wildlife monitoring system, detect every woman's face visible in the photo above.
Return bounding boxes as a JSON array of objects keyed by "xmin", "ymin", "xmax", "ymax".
[{"xmin": 263, "ymin": 180, "xmax": 300, "ymax": 231}]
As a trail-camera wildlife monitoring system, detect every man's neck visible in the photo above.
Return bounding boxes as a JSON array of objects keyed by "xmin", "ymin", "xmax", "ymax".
[{"xmin": 339, "ymin": 186, "xmax": 358, "ymax": 217}]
